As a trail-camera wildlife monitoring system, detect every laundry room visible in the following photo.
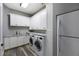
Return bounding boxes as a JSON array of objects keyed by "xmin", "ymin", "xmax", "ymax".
[
  {"xmin": 1, "ymin": 2, "xmax": 79, "ymax": 57},
  {"xmin": 1, "ymin": 0, "xmax": 79, "ymax": 58},
  {"xmin": 0, "ymin": 3, "xmax": 53, "ymax": 56}
]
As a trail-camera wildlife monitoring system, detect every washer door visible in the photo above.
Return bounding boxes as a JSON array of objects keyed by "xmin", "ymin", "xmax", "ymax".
[{"xmin": 34, "ymin": 40, "xmax": 42, "ymax": 51}]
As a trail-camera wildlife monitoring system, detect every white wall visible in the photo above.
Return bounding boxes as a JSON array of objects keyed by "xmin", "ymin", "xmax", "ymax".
[
  {"xmin": 0, "ymin": 3, "xmax": 4, "ymax": 56},
  {"xmin": 45, "ymin": 3, "xmax": 53, "ymax": 56}
]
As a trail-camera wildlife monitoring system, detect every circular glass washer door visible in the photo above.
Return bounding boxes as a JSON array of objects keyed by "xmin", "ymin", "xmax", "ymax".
[{"xmin": 34, "ymin": 40, "xmax": 42, "ymax": 51}]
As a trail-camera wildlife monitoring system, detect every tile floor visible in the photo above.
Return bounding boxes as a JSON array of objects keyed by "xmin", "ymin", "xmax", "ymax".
[{"xmin": 4, "ymin": 44, "xmax": 36, "ymax": 56}]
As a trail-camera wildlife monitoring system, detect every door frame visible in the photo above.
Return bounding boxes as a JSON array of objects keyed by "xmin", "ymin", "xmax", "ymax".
[
  {"xmin": 0, "ymin": 3, "xmax": 4, "ymax": 56},
  {"xmin": 56, "ymin": 15, "xmax": 60, "ymax": 56}
]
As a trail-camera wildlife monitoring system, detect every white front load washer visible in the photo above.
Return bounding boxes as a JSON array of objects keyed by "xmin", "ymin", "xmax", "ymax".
[{"xmin": 29, "ymin": 33, "xmax": 46, "ymax": 56}]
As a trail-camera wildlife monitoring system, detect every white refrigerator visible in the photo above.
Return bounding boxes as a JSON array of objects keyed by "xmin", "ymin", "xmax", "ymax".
[{"xmin": 57, "ymin": 10, "xmax": 79, "ymax": 56}]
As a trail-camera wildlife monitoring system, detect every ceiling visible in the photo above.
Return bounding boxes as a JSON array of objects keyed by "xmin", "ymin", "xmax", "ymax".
[{"xmin": 4, "ymin": 3, "xmax": 46, "ymax": 15}]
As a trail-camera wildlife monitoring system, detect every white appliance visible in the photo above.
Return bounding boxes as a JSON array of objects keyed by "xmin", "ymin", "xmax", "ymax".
[
  {"xmin": 57, "ymin": 10, "xmax": 79, "ymax": 56},
  {"xmin": 29, "ymin": 33, "xmax": 46, "ymax": 56}
]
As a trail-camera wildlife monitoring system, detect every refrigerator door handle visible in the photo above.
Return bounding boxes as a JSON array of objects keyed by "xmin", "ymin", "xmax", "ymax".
[{"xmin": 59, "ymin": 47, "xmax": 61, "ymax": 52}]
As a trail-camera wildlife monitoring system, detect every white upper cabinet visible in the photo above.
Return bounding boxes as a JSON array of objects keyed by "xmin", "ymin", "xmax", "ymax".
[
  {"xmin": 9, "ymin": 13, "xmax": 30, "ymax": 27},
  {"xmin": 30, "ymin": 8, "xmax": 47, "ymax": 30},
  {"xmin": 9, "ymin": 8, "xmax": 47, "ymax": 30},
  {"xmin": 40, "ymin": 9, "xmax": 47, "ymax": 29}
]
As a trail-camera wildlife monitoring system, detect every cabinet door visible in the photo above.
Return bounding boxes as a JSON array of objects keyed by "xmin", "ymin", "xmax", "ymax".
[
  {"xmin": 10, "ymin": 37, "xmax": 18, "ymax": 48},
  {"xmin": 40, "ymin": 9, "xmax": 47, "ymax": 30},
  {"xmin": 17, "ymin": 36, "xmax": 24, "ymax": 46},
  {"xmin": 10, "ymin": 14, "xmax": 18, "ymax": 26},
  {"xmin": 23, "ymin": 36, "xmax": 29, "ymax": 44},
  {"xmin": 20, "ymin": 16, "xmax": 30, "ymax": 27},
  {"xmin": 17, "ymin": 36, "xmax": 29, "ymax": 46},
  {"xmin": 17, "ymin": 16, "xmax": 26, "ymax": 26},
  {"xmin": 21, "ymin": 36, "xmax": 28, "ymax": 45},
  {"xmin": 4, "ymin": 37, "xmax": 10, "ymax": 50},
  {"xmin": 15, "ymin": 14, "xmax": 25, "ymax": 26},
  {"xmin": 10, "ymin": 13, "xmax": 30, "ymax": 27},
  {"xmin": 24, "ymin": 17, "xmax": 30, "ymax": 27},
  {"xmin": 25, "ymin": 36, "xmax": 29, "ymax": 44},
  {"xmin": 20, "ymin": 36, "xmax": 24, "ymax": 45},
  {"xmin": 22, "ymin": 36, "xmax": 26, "ymax": 44},
  {"xmin": 30, "ymin": 9, "xmax": 46, "ymax": 30},
  {"xmin": 17, "ymin": 36, "xmax": 21, "ymax": 46},
  {"xmin": 31, "ymin": 14, "xmax": 41, "ymax": 29}
]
